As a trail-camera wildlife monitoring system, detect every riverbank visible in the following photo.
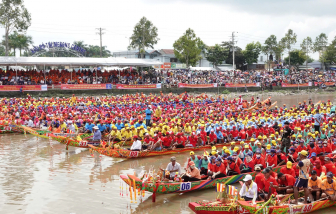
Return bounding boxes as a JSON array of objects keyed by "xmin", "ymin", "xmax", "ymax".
[{"xmin": 0, "ymin": 85, "xmax": 335, "ymax": 97}]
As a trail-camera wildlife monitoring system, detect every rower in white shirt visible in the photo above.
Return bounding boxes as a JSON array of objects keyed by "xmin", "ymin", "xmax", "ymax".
[
  {"xmin": 239, "ymin": 174, "xmax": 258, "ymax": 204},
  {"xmin": 130, "ymin": 135, "xmax": 142, "ymax": 151},
  {"xmin": 160, "ymin": 156, "xmax": 181, "ymax": 179}
]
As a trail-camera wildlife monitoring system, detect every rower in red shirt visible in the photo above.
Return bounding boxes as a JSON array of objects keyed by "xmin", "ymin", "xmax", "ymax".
[
  {"xmin": 315, "ymin": 141, "xmax": 324, "ymax": 155},
  {"xmin": 276, "ymin": 150, "xmax": 287, "ymax": 166},
  {"xmin": 323, "ymin": 141, "xmax": 332, "ymax": 154},
  {"xmin": 227, "ymin": 156, "xmax": 241, "ymax": 176},
  {"xmin": 324, "ymin": 157, "xmax": 336, "ymax": 175},
  {"xmin": 230, "ymin": 126, "xmax": 239, "ymax": 140},
  {"xmin": 266, "ymin": 149, "xmax": 277, "ymax": 168},
  {"xmin": 280, "ymin": 161, "xmax": 296, "ymax": 178},
  {"xmin": 253, "ymin": 149, "xmax": 266, "ymax": 169},
  {"xmin": 262, "ymin": 168, "xmax": 278, "ymax": 198},
  {"xmin": 276, "ymin": 172, "xmax": 296, "ymax": 194},
  {"xmin": 296, "ymin": 141, "xmax": 307, "ymax": 153},
  {"xmin": 254, "ymin": 166, "xmax": 265, "ymax": 198},
  {"xmin": 208, "ymin": 130, "xmax": 217, "ymax": 146},
  {"xmin": 288, "ymin": 147, "xmax": 298, "ymax": 163},
  {"xmin": 312, "ymin": 160, "xmax": 326, "ymax": 177}
]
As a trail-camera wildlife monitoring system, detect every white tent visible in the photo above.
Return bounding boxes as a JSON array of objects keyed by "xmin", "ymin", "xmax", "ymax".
[{"xmin": 0, "ymin": 57, "xmax": 162, "ymax": 67}]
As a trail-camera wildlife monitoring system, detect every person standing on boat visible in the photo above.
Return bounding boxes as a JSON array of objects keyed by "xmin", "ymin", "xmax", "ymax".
[
  {"xmin": 145, "ymin": 106, "xmax": 152, "ymax": 127},
  {"xmin": 239, "ymin": 174, "xmax": 258, "ymax": 203},
  {"xmin": 293, "ymin": 150, "xmax": 310, "ymax": 204},
  {"xmin": 92, "ymin": 126, "xmax": 101, "ymax": 141},
  {"xmin": 314, "ymin": 109, "xmax": 322, "ymax": 133},
  {"xmin": 181, "ymin": 161, "xmax": 201, "ymax": 182},
  {"xmin": 281, "ymin": 121, "xmax": 293, "ymax": 153}
]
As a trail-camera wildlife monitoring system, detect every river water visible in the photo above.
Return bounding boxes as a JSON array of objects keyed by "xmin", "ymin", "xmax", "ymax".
[{"xmin": 1, "ymin": 94, "xmax": 336, "ymax": 214}]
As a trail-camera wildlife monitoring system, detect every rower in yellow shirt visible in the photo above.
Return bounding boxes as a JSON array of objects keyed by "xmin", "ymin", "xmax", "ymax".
[
  {"xmin": 121, "ymin": 127, "xmax": 132, "ymax": 142},
  {"xmin": 110, "ymin": 126, "xmax": 121, "ymax": 142},
  {"xmin": 321, "ymin": 172, "xmax": 336, "ymax": 201},
  {"xmin": 154, "ymin": 106, "xmax": 162, "ymax": 118},
  {"xmin": 184, "ymin": 123, "xmax": 192, "ymax": 135}
]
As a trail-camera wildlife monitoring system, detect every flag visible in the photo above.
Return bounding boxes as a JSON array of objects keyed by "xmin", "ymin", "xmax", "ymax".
[
  {"xmin": 216, "ymin": 183, "xmax": 225, "ymax": 192},
  {"xmin": 226, "ymin": 185, "xmax": 238, "ymax": 195}
]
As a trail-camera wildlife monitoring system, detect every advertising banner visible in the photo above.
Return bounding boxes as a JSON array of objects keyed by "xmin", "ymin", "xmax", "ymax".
[
  {"xmin": 0, "ymin": 85, "xmax": 48, "ymax": 91},
  {"xmin": 116, "ymin": 84, "xmax": 161, "ymax": 89},
  {"xmin": 225, "ymin": 83, "xmax": 258, "ymax": 88},
  {"xmin": 281, "ymin": 83, "xmax": 309, "ymax": 87},
  {"xmin": 314, "ymin": 82, "xmax": 335, "ymax": 86},
  {"xmin": 178, "ymin": 83, "xmax": 217, "ymax": 88},
  {"xmin": 60, "ymin": 84, "xmax": 112, "ymax": 90}
]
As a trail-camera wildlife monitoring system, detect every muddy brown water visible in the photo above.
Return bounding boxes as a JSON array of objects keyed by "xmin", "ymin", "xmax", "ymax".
[{"xmin": 1, "ymin": 94, "xmax": 336, "ymax": 214}]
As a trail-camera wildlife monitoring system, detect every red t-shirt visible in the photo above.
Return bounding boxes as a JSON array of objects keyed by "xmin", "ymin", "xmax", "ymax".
[
  {"xmin": 255, "ymin": 173, "xmax": 265, "ymax": 191},
  {"xmin": 209, "ymin": 133, "xmax": 217, "ymax": 142},
  {"xmin": 244, "ymin": 159, "xmax": 255, "ymax": 171},
  {"xmin": 230, "ymin": 130, "xmax": 239, "ymax": 138},
  {"xmin": 228, "ymin": 162, "xmax": 241, "ymax": 174},
  {"xmin": 280, "ymin": 166, "xmax": 296, "ymax": 178},
  {"xmin": 188, "ymin": 135, "xmax": 197, "ymax": 147},
  {"xmin": 267, "ymin": 154, "xmax": 277, "ymax": 167},
  {"xmin": 213, "ymin": 163, "xmax": 226, "ymax": 175},
  {"xmin": 162, "ymin": 136, "xmax": 172, "ymax": 147},
  {"xmin": 238, "ymin": 130, "xmax": 246, "ymax": 139},
  {"xmin": 263, "ymin": 176, "xmax": 278, "ymax": 194},
  {"xmin": 253, "ymin": 156, "xmax": 266, "ymax": 169},
  {"xmin": 324, "ymin": 162, "xmax": 336, "ymax": 175},
  {"xmin": 277, "ymin": 174, "xmax": 296, "ymax": 186},
  {"xmin": 313, "ymin": 166, "xmax": 327, "ymax": 177},
  {"xmin": 296, "ymin": 145, "xmax": 307, "ymax": 153}
]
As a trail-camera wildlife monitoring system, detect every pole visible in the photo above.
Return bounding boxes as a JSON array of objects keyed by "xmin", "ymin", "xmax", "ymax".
[
  {"xmin": 96, "ymin": 65, "xmax": 98, "ymax": 83},
  {"xmin": 96, "ymin": 28, "xmax": 105, "ymax": 58},
  {"xmin": 44, "ymin": 64, "xmax": 46, "ymax": 84},
  {"xmin": 306, "ymin": 42, "xmax": 308, "ymax": 71},
  {"xmin": 232, "ymin": 32, "xmax": 235, "ymax": 71},
  {"xmin": 16, "ymin": 63, "xmax": 17, "ymax": 84}
]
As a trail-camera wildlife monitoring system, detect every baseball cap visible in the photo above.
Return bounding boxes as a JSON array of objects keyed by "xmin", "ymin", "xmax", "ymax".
[
  {"xmin": 243, "ymin": 174, "xmax": 252, "ymax": 181},
  {"xmin": 327, "ymin": 171, "xmax": 334, "ymax": 178},
  {"xmin": 311, "ymin": 170, "xmax": 317, "ymax": 175},
  {"xmin": 286, "ymin": 161, "xmax": 292, "ymax": 168}
]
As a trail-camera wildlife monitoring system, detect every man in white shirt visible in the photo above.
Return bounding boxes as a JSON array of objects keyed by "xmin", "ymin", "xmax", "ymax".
[
  {"xmin": 239, "ymin": 174, "xmax": 258, "ymax": 204},
  {"xmin": 68, "ymin": 121, "xmax": 76, "ymax": 133},
  {"xmin": 130, "ymin": 135, "xmax": 142, "ymax": 151},
  {"xmin": 161, "ymin": 156, "xmax": 181, "ymax": 179},
  {"xmin": 27, "ymin": 119, "xmax": 34, "ymax": 128}
]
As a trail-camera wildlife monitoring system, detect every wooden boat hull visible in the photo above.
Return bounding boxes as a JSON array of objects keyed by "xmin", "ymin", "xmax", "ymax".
[
  {"xmin": 121, "ymin": 167, "xmax": 281, "ymax": 194},
  {"xmin": 188, "ymin": 202, "xmax": 238, "ymax": 214},
  {"xmin": 89, "ymin": 140, "xmax": 249, "ymax": 159},
  {"xmin": 238, "ymin": 198, "xmax": 336, "ymax": 214},
  {"xmin": 0, "ymin": 124, "xmax": 24, "ymax": 134}
]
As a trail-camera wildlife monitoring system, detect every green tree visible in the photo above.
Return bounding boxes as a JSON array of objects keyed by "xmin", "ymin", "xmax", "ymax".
[
  {"xmin": 173, "ymin": 28, "xmax": 204, "ymax": 67},
  {"xmin": 314, "ymin": 33, "xmax": 328, "ymax": 70},
  {"xmin": 262, "ymin": 35, "xmax": 277, "ymax": 70},
  {"xmin": 300, "ymin": 36, "xmax": 314, "ymax": 69},
  {"xmin": 205, "ymin": 44, "xmax": 228, "ymax": 67},
  {"xmin": 284, "ymin": 50, "xmax": 306, "ymax": 68},
  {"xmin": 323, "ymin": 36, "xmax": 336, "ymax": 65},
  {"xmin": 2, "ymin": 31, "xmax": 20, "ymax": 55},
  {"xmin": 274, "ymin": 38, "xmax": 286, "ymax": 63},
  {"xmin": 128, "ymin": 17, "xmax": 159, "ymax": 59},
  {"xmin": 0, "ymin": 44, "xmax": 5, "ymax": 56},
  {"xmin": 243, "ymin": 41, "xmax": 262, "ymax": 66},
  {"xmin": 281, "ymin": 29, "xmax": 297, "ymax": 65},
  {"xmin": 0, "ymin": 0, "xmax": 31, "ymax": 56},
  {"xmin": 221, "ymin": 41, "xmax": 245, "ymax": 68}
]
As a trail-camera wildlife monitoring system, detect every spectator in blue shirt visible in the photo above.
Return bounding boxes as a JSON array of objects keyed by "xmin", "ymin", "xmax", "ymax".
[
  {"xmin": 145, "ymin": 106, "xmax": 152, "ymax": 127},
  {"xmin": 215, "ymin": 128, "xmax": 224, "ymax": 144},
  {"xmin": 314, "ymin": 110, "xmax": 322, "ymax": 132}
]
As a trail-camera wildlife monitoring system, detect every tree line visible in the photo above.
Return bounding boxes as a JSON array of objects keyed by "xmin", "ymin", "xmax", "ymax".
[{"xmin": 128, "ymin": 17, "xmax": 336, "ymax": 69}]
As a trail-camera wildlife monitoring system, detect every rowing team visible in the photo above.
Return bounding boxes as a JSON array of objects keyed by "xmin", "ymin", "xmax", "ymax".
[{"xmin": 159, "ymin": 146, "xmax": 336, "ymax": 205}]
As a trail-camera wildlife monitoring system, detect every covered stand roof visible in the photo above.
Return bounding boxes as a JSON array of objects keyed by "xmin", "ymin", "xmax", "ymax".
[{"xmin": 0, "ymin": 57, "xmax": 162, "ymax": 67}]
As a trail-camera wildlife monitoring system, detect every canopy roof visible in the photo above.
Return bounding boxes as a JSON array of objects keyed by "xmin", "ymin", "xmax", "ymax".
[{"xmin": 0, "ymin": 57, "xmax": 162, "ymax": 67}]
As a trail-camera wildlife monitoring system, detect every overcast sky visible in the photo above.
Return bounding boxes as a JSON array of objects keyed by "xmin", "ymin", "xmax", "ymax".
[{"xmin": 1, "ymin": 0, "xmax": 336, "ymax": 59}]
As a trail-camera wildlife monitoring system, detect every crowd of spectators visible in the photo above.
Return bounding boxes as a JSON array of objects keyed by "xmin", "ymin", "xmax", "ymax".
[{"xmin": 0, "ymin": 67, "xmax": 335, "ymax": 88}]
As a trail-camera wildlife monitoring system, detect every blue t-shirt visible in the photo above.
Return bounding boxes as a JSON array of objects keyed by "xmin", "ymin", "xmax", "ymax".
[
  {"xmin": 145, "ymin": 109, "xmax": 152, "ymax": 120},
  {"xmin": 314, "ymin": 114, "xmax": 322, "ymax": 126}
]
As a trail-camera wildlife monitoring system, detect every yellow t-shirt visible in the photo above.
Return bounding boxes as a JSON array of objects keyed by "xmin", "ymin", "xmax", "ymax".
[
  {"xmin": 321, "ymin": 179, "xmax": 336, "ymax": 195},
  {"xmin": 308, "ymin": 177, "xmax": 322, "ymax": 189}
]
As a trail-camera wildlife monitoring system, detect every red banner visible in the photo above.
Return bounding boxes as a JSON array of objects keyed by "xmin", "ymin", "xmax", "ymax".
[
  {"xmin": 281, "ymin": 83, "xmax": 309, "ymax": 87},
  {"xmin": 116, "ymin": 84, "xmax": 161, "ymax": 89},
  {"xmin": 314, "ymin": 82, "xmax": 335, "ymax": 86},
  {"xmin": 225, "ymin": 83, "xmax": 258, "ymax": 88},
  {"xmin": 0, "ymin": 85, "xmax": 47, "ymax": 91},
  {"xmin": 178, "ymin": 83, "xmax": 217, "ymax": 88},
  {"xmin": 61, "ymin": 84, "xmax": 111, "ymax": 90}
]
